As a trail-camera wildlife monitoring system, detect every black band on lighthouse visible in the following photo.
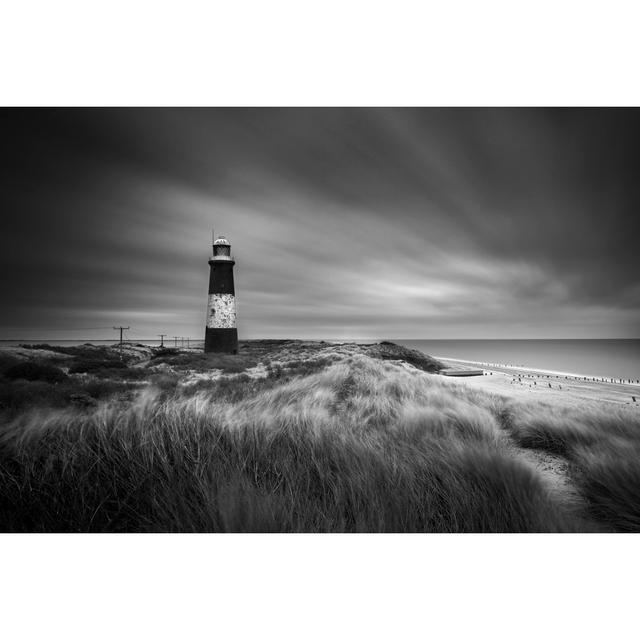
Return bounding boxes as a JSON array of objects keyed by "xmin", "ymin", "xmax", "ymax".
[
  {"xmin": 205, "ymin": 327, "xmax": 238, "ymax": 353},
  {"xmin": 208, "ymin": 261, "xmax": 235, "ymax": 295}
]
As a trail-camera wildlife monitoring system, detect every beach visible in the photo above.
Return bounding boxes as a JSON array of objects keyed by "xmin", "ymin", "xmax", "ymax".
[{"xmin": 439, "ymin": 357, "xmax": 640, "ymax": 407}]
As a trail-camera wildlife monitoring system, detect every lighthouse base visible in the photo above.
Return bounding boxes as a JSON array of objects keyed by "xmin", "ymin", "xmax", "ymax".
[{"xmin": 205, "ymin": 327, "xmax": 238, "ymax": 354}]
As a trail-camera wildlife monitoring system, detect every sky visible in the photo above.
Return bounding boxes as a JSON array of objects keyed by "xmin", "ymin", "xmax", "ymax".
[{"xmin": 1, "ymin": 108, "xmax": 639, "ymax": 341}]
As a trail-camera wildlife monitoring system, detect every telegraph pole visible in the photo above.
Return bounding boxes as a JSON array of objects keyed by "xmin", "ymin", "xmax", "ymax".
[
  {"xmin": 113, "ymin": 326, "xmax": 129, "ymax": 360},
  {"xmin": 113, "ymin": 326, "xmax": 129, "ymax": 345},
  {"xmin": 158, "ymin": 334, "xmax": 166, "ymax": 347},
  {"xmin": 114, "ymin": 326, "xmax": 129, "ymax": 344},
  {"xmin": 173, "ymin": 336, "xmax": 179, "ymax": 348}
]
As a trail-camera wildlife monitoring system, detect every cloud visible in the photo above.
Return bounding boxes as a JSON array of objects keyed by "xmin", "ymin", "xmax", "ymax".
[{"xmin": 1, "ymin": 108, "xmax": 638, "ymax": 339}]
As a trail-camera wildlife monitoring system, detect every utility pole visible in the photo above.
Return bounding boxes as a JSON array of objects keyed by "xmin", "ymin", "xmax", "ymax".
[
  {"xmin": 181, "ymin": 337, "xmax": 184, "ymax": 348},
  {"xmin": 113, "ymin": 326, "xmax": 129, "ymax": 344},
  {"xmin": 173, "ymin": 336, "xmax": 179, "ymax": 348},
  {"xmin": 113, "ymin": 326, "xmax": 129, "ymax": 360},
  {"xmin": 158, "ymin": 334, "xmax": 166, "ymax": 347},
  {"xmin": 187, "ymin": 337, "xmax": 190, "ymax": 348}
]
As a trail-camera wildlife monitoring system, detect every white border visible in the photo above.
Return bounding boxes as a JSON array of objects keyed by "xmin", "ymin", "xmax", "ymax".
[
  {"xmin": 1, "ymin": 534, "xmax": 637, "ymax": 639},
  {"xmin": 1, "ymin": 1, "xmax": 640, "ymax": 106}
]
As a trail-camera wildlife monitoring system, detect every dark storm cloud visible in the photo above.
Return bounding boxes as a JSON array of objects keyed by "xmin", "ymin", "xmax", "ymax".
[{"xmin": 1, "ymin": 108, "xmax": 638, "ymax": 340}]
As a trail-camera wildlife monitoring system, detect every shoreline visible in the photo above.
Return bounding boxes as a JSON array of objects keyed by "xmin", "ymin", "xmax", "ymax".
[
  {"xmin": 437, "ymin": 357, "xmax": 640, "ymax": 407},
  {"xmin": 435, "ymin": 355, "xmax": 640, "ymax": 387}
]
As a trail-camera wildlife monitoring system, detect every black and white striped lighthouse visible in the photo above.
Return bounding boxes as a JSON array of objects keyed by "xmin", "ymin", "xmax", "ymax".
[{"xmin": 204, "ymin": 235, "xmax": 238, "ymax": 354}]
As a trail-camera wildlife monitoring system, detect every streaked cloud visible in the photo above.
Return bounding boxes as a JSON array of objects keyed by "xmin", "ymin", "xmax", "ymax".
[{"xmin": 1, "ymin": 108, "xmax": 638, "ymax": 339}]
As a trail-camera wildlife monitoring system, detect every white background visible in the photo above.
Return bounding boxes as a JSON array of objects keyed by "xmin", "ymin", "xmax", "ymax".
[
  {"xmin": 2, "ymin": 2, "xmax": 639, "ymax": 638},
  {"xmin": 2, "ymin": 534, "xmax": 638, "ymax": 639},
  {"xmin": 2, "ymin": 0, "xmax": 640, "ymax": 106}
]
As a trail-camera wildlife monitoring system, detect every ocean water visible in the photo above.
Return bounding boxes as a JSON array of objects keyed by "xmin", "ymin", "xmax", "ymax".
[{"xmin": 396, "ymin": 339, "xmax": 640, "ymax": 381}]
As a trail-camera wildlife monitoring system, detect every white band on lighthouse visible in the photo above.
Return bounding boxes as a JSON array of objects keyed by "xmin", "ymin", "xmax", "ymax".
[{"xmin": 206, "ymin": 294, "xmax": 237, "ymax": 329}]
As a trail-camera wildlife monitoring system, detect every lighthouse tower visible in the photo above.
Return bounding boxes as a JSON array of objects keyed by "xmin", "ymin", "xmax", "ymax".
[{"xmin": 204, "ymin": 235, "xmax": 238, "ymax": 354}]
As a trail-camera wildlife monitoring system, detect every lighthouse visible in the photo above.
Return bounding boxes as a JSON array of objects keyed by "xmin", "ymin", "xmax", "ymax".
[{"xmin": 204, "ymin": 235, "xmax": 238, "ymax": 354}]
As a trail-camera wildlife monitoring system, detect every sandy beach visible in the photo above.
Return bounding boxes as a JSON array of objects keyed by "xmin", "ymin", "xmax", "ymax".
[{"xmin": 439, "ymin": 357, "xmax": 640, "ymax": 407}]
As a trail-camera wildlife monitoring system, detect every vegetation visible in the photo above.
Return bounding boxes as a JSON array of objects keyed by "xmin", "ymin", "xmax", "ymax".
[
  {"xmin": 0, "ymin": 340, "xmax": 637, "ymax": 532},
  {"xmin": 373, "ymin": 341, "xmax": 442, "ymax": 372},
  {"xmin": 0, "ymin": 377, "xmax": 137, "ymax": 416},
  {"xmin": 0, "ymin": 346, "xmax": 143, "ymax": 416},
  {"xmin": 501, "ymin": 401, "xmax": 640, "ymax": 532},
  {"xmin": 151, "ymin": 351, "xmax": 258, "ymax": 373},
  {"xmin": 4, "ymin": 361, "xmax": 68, "ymax": 383},
  {"xmin": 69, "ymin": 359, "xmax": 128, "ymax": 374}
]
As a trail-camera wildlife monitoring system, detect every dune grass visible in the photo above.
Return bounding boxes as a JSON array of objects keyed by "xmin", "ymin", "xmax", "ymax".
[
  {"xmin": 501, "ymin": 401, "xmax": 640, "ymax": 532},
  {"xmin": 151, "ymin": 350, "xmax": 258, "ymax": 373},
  {"xmin": 0, "ymin": 356, "xmax": 583, "ymax": 532}
]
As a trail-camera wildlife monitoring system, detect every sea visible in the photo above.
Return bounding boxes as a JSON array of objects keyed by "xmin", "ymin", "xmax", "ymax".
[
  {"xmin": 2, "ymin": 338, "xmax": 639, "ymax": 382},
  {"xmin": 396, "ymin": 339, "xmax": 640, "ymax": 381}
]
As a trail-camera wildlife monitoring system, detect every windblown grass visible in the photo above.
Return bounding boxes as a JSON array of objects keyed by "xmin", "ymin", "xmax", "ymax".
[
  {"xmin": 151, "ymin": 351, "xmax": 258, "ymax": 373},
  {"xmin": 5, "ymin": 361, "xmax": 68, "ymax": 383},
  {"xmin": 501, "ymin": 401, "xmax": 640, "ymax": 531},
  {"xmin": 0, "ymin": 356, "xmax": 579, "ymax": 532}
]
